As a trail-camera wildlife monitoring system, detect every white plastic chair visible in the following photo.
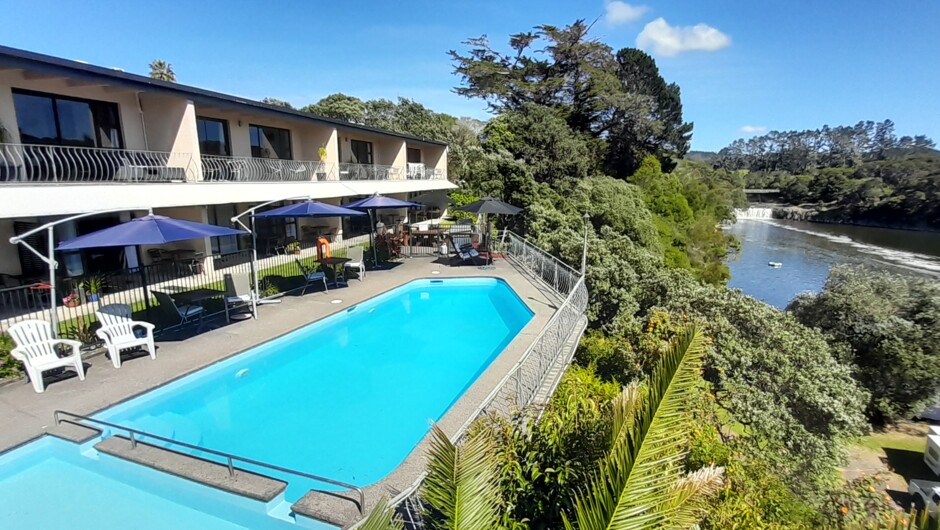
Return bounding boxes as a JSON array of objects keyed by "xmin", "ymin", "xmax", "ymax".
[
  {"xmin": 95, "ymin": 304, "xmax": 156, "ymax": 368},
  {"xmin": 344, "ymin": 246, "xmax": 366, "ymax": 281},
  {"xmin": 9, "ymin": 320, "xmax": 85, "ymax": 393}
]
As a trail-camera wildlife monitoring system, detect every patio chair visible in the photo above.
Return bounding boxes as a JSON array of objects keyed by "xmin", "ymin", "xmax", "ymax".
[
  {"xmin": 153, "ymin": 291, "xmax": 205, "ymax": 328},
  {"xmin": 224, "ymin": 273, "xmax": 256, "ymax": 317},
  {"xmin": 294, "ymin": 258, "xmax": 328, "ymax": 295},
  {"xmin": 448, "ymin": 237, "xmax": 482, "ymax": 266},
  {"xmin": 344, "ymin": 246, "xmax": 366, "ymax": 281},
  {"xmin": 8, "ymin": 320, "xmax": 85, "ymax": 393},
  {"xmin": 95, "ymin": 304, "xmax": 156, "ymax": 368}
]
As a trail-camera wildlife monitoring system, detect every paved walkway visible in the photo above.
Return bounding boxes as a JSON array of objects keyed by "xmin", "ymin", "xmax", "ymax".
[{"xmin": 0, "ymin": 256, "xmax": 564, "ymax": 525}]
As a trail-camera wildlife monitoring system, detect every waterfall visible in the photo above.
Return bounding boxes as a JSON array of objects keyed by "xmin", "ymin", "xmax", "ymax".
[{"xmin": 734, "ymin": 207, "xmax": 773, "ymax": 220}]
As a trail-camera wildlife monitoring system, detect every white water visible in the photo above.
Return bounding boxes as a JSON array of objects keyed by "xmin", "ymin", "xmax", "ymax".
[
  {"xmin": 755, "ymin": 220, "xmax": 940, "ymax": 275},
  {"xmin": 734, "ymin": 207, "xmax": 773, "ymax": 220}
]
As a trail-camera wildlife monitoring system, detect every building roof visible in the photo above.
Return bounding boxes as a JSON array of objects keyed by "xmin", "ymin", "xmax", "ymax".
[{"xmin": 0, "ymin": 45, "xmax": 447, "ymax": 147}]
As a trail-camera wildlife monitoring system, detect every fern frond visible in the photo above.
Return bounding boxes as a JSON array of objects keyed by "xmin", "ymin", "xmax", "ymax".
[{"xmin": 421, "ymin": 424, "xmax": 501, "ymax": 530}]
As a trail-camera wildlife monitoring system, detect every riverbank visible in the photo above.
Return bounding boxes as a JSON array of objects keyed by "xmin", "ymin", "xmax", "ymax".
[{"xmin": 773, "ymin": 204, "xmax": 940, "ymax": 233}]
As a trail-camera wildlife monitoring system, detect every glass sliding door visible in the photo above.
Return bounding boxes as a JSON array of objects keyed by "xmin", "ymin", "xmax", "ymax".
[
  {"xmin": 196, "ymin": 117, "xmax": 231, "ymax": 156},
  {"xmin": 249, "ymin": 124, "xmax": 292, "ymax": 159},
  {"xmin": 12, "ymin": 89, "xmax": 123, "ymax": 148}
]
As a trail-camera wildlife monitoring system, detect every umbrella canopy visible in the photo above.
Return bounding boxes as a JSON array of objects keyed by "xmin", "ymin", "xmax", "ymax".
[
  {"xmin": 254, "ymin": 200, "xmax": 366, "ymax": 218},
  {"xmin": 345, "ymin": 193, "xmax": 423, "ymax": 210},
  {"xmin": 455, "ymin": 197, "xmax": 523, "ymax": 216},
  {"xmin": 56, "ymin": 215, "xmax": 245, "ymax": 250}
]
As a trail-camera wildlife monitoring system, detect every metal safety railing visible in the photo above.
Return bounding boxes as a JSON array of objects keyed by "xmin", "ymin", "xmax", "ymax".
[
  {"xmin": 201, "ymin": 155, "xmax": 336, "ymax": 182},
  {"xmin": 338, "ymin": 163, "xmax": 402, "ymax": 181},
  {"xmin": 0, "ymin": 143, "xmax": 196, "ymax": 183},
  {"xmin": 53, "ymin": 410, "xmax": 365, "ymax": 514},
  {"xmin": 375, "ymin": 230, "xmax": 589, "ymax": 529}
]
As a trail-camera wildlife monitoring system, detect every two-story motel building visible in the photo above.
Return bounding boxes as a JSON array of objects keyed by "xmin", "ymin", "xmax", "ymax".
[{"xmin": 0, "ymin": 45, "xmax": 454, "ymax": 284}]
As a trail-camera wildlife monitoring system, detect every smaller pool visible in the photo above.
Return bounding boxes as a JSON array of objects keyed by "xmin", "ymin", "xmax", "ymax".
[{"xmin": 0, "ymin": 437, "xmax": 307, "ymax": 529}]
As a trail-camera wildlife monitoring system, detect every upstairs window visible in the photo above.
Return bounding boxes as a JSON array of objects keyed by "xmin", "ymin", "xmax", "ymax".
[
  {"xmin": 249, "ymin": 124, "xmax": 292, "ymax": 159},
  {"xmin": 196, "ymin": 117, "xmax": 231, "ymax": 156},
  {"xmin": 350, "ymin": 139, "xmax": 373, "ymax": 164},
  {"xmin": 407, "ymin": 147, "xmax": 422, "ymax": 163},
  {"xmin": 12, "ymin": 89, "xmax": 123, "ymax": 148}
]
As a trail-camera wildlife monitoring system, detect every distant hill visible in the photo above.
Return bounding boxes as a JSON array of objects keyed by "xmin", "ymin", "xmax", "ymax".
[
  {"xmin": 883, "ymin": 146, "xmax": 940, "ymax": 159},
  {"xmin": 685, "ymin": 150, "xmax": 718, "ymax": 163}
]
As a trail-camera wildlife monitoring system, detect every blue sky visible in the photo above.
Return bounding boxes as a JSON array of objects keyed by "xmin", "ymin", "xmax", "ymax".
[{"xmin": 1, "ymin": 0, "xmax": 937, "ymax": 151}]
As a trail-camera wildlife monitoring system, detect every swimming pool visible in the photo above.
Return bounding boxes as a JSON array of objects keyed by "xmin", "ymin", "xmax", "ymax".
[
  {"xmin": 0, "ymin": 437, "xmax": 298, "ymax": 529},
  {"xmin": 0, "ymin": 277, "xmax": 533, "ymax": 528}
]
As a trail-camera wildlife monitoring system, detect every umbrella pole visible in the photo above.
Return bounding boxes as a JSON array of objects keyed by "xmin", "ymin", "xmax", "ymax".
[
  {"xmin": 137, "ymin": 246, "xmax": 151, "ymax": 320},
  {"xmin": 47, "ymin": 226, "xmax": 59, "ymax": 337},
  {"xmin": 250, "ymin": 216, "xmax": 259, "ymax": 319},
  {"xmin": 370, "ymin": 209, "xmax": 378, "ymax": 266}
]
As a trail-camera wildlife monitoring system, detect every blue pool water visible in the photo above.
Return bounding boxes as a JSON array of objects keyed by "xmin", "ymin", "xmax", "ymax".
[
  {"xmin": 0, "ymin": 437, "xmax": 295, "ymax": 529},
  {"xmin": 0, "ymin": 278, "xmax": 533, "ymax": 529}
]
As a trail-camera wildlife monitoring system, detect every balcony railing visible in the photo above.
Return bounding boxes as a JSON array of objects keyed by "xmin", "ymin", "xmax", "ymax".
[
  {"xmin": 201, "ymin": 156, "xmax": 336, "ymax": 182},
  {"xmin": 338, "ymin": 163, "xmax": 402, "ymax": 181},
  {"xmin": 0, "ymin": 143, "xmax": 196, "ymax": 183},
  {"xmin": 405, "ymin": 163, "xmax": 445, "ymax": 180}
]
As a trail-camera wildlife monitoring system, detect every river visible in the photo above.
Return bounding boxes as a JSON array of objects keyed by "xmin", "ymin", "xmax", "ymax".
[{"xmin": 725, "ymin": 209, "xmax": 940, "ymax": 309}]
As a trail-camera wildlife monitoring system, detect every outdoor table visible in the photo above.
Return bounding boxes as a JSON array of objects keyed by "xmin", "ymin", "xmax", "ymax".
[
  {"xmin": 172, "ymin": 288, "xmax": 230, "ymax": 323},
  {"xmin": 29, "ymin": 282, "xmax": 52, "ymax": 309},
  {"xmin": 317, "ymin": 257, "xmax": 351, "ymax": 287}
]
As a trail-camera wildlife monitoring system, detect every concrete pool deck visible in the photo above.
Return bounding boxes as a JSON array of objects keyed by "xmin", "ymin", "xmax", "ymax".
[{"xmin": 0, "ymin": 256, "xmax": 570, "ymax": 527}]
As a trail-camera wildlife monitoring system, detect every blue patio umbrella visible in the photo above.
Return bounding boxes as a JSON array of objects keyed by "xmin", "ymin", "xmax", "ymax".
[
  {"xmin": 344, "ymin": 194, "xmax": 423, "ymax": 265},
  {"xmin": 55, "ymin": 214, "xmax": 246, "ymax": 319},
  {"xmin": 56, "ymin": 215, "xmax": 245, "ymax": 250},
  {"xmin": 253, "ymin": 201, "xmax": 365, "ymax": 219}
]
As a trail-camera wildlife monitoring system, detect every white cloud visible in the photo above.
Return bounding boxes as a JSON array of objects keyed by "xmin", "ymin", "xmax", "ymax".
[
  {"xmin": 636, "ymin": 17, "xmax": 731, "ymax": 56},
  {"xmin": 604, "ymin": 1, "xmax": 649, "ymax": 25},
  {"xmin": 741, "ymin": 125, "xmax": 768, "ymax": 135}
]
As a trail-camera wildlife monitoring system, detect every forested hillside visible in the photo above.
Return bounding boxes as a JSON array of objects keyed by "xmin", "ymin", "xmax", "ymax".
[{"xmin": 715, "ymin": 121, "xmax": 940, "ymax": 229}]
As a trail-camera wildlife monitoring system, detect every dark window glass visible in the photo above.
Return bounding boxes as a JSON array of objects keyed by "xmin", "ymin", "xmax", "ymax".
[
  {"xmin": 12, "ymin": 89, "xmax": 123, "ymax": 148},
  {"xmin": 56, "ymin": 99, "xmax": 96, "ymax": 147},
  {"xmin": 350, "ymin": 140, "xmax": 373, "ymax": 164},
  {"xmin": 208, "ymin": 204, "xmax": 240, "ymax": 255},
  {"xmin": 407, "ymin": 147, "xmax": 422, "ymax": 163},
  {"xmin": 249, "ymin": 124, "xmax": 292, "ymax": 159},
  {"xmin": 12, "ymin": 93, "xmax": 57, "ymax": 144},
  {"xmin": 92, "ymin": 103, "xmax": 122, "ymax": 148},
  {"xmin": 197, "ymin": 117, "xmax": 231, "ymax": 156}
]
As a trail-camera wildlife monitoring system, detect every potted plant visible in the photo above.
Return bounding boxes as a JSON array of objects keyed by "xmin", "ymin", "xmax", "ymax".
[
  {"xmin": 82, "ymin": 275, "xmax": 106, "ymax": 302},
  {"xmin": 318, "ymin": 146, "xmax": 328, "ymax": 161},
  {"xmin": 65, "ymin": 322, "xmax": 99, "ymax": 352},
  {"xmin": 62, "ymin": 294, "xmax": 80, "ymax": 308},
  {"xmin": 286, "ymin": 241, "xmax": 301, "ymax": 255}
]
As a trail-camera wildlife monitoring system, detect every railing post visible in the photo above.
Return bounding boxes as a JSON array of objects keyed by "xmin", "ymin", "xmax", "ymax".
[
  {"xmin": 227, "ymin": 457, "xmax": 235, "ymax": 477},
  {"xmin": 129, "ymin": 432, "xmax": 137, "ymax": 449}
]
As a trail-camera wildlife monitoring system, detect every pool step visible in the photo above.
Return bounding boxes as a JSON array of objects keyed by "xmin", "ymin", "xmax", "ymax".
[
  {"xmin": 292, "ymin": 488, "xmax": 363, "ymax": 528},
  {"xmin": 47, "ymin": 421, "xmax": 102, "ymax": 444},
  {"xmin": 94, "ymin": 435, "xmax": 287, "ymax": 503}
]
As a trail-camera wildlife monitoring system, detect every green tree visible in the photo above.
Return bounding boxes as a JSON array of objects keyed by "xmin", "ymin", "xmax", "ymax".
[
  {"xmin": 606, "ymin": 48, "xmax": 692, "ymax": 175},
  {"xmin": 788, "ymin": 266, "xmax": 940, "ymax": 423},
  {"xmin": 450, "ymin": 20, "xmax": 690, "ymax": 176},
  {"xmin": 261, "ymin": 97, "xmax": 294, "ymax": 109},
  {"xmin": 302, "ymin": 93, "xmax": 367, "ymax": 123},
  {"xmin": 148, "ymin": 60, "xmax": 175, "ymax": 82}
]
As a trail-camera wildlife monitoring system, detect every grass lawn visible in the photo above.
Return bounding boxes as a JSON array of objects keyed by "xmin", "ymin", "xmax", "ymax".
[{"xmin": 855, "ymin": 430, "xmax": 927, "ymax": 454}]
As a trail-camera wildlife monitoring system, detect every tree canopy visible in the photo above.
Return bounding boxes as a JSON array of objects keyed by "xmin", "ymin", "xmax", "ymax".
[
  {"xmin": 450, "ymin": 20, "xmax": 692, "ymax": 175},
  {"xmin": 148, "ymin": 59, "xmax": 175, "ymax": 82}
]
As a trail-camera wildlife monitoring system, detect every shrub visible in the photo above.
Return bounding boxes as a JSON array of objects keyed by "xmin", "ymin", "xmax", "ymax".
[
  {"xmin": 0, "ymin": 332, "xmax": 22, "ymax": 379},
  {"xmin": 788, "ymin": 266, "xmax": 940, "ymax": 423}
]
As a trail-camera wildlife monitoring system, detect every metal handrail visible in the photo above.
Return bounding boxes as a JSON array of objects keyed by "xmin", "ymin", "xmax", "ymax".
[
  {"xmin": 337, "ymin": 163, "xmax": 402, "ymax": 181},
  {"xmin": 201, "ymin": 155, "xmax": 336, "ymax": 182},
  {"xmin": 0, "ymin": 143, "xmax": 196, "ymax": 183},
  {"xmin": 53, "ymin": 409, "xmax": 365, "ymax": 515}
]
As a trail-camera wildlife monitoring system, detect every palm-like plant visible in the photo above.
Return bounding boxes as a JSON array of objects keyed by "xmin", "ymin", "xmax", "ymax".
[
  {"xmin": 564, "ymin": 326, "xmax": 724, "ymax": 530},
  {"xmin": 421, "ymin": 424, "xmax": 502, "ymax": 529},
  {"xmin": 149, "ymin": 60, "xmax": 176, "ymax": 82},
  {"xmin": 357, "ymin": 496, "xmax": 404, "ymax": 530}
]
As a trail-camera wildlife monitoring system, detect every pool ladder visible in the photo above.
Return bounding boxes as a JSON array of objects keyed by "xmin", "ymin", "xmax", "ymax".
[{"xmin": 52, "ymin": 409, "xmax": 365, "ymax": 516}]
